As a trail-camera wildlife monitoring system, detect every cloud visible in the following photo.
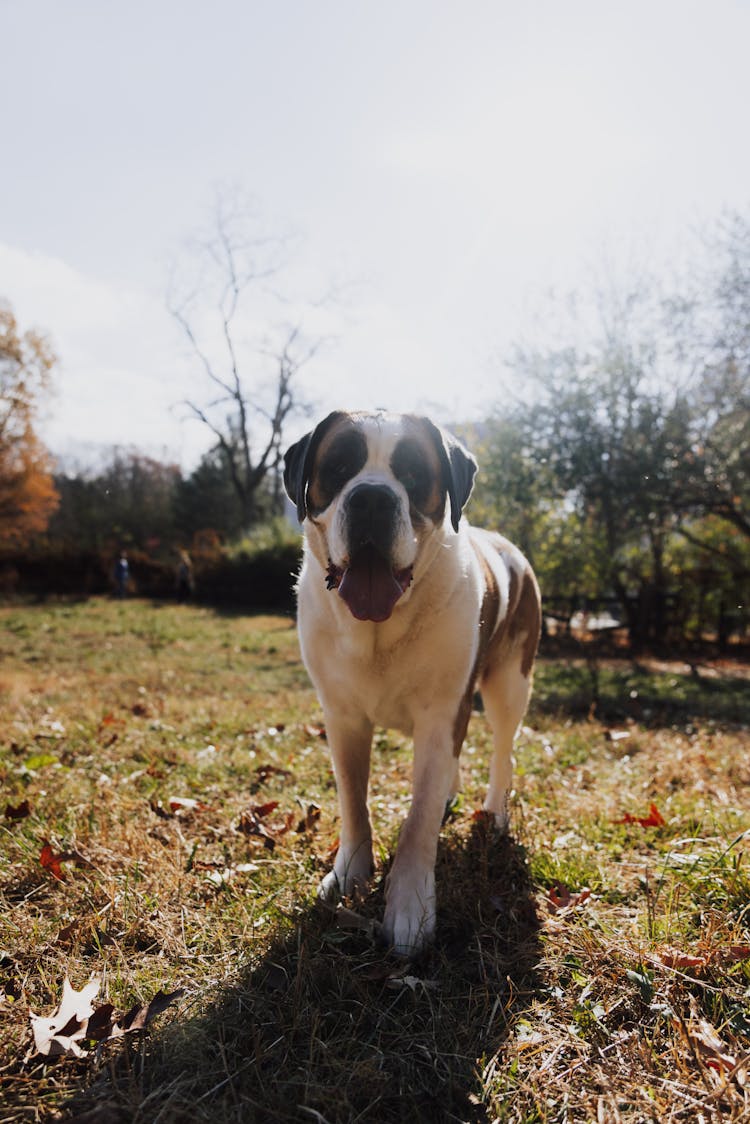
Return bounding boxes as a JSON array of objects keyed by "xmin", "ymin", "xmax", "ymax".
[{"xmin": 0, "ymin": 244, "xmax": 209, "ymax": 466}]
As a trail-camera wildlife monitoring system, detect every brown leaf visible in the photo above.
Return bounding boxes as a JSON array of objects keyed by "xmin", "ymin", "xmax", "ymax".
[
  {"xmin": 250, "ymin": 800, "xmax": 280, "ymax": 819},
  {"xmin": 85, "ymin": 1002, "xmax": 116, "ymax": 1041},
  {"xmin": 56, "ymin": 919, "xmax": 81, "ymax": 945},
  {"xmin": 685, "ymin": 1016, "xmax": 740, "ymax": 1076},
  {"xmin": 5, "ymin": 799, "xmax": 31, "ymax": 821},
  {"xmin": 114, "ymin": 988, "xmax": 184, "ymax": 1034},
  {"xmin": 29, "ymin": 978, "xmax": 183, "ymax": 1057},
  {"xmin": 724, "ymin": 944, "xmax": 750, "ymax": 962},
  {"xmin": 252, "ymin": 763, "xmax": 293, "ymax": 786},
  {"xmin": 237, "ymin": 809, "xmax": 277, "ymax": 850},
  {"xmin": 546, "ymin": 883, "xmax": 592, "ymax": 913},
  {"xmin": 653, "ymin": 945, "xmax": 708, "ymax": 970},
  {"xmin": 296, "ymin": 803, "xmax": 321, "ymax": 833}
]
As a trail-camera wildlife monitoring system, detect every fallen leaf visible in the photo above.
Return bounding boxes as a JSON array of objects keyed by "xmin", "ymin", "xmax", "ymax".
[
  {"xmin": 251, "ymin": 800, "xmax": 280, "ymax": 819},
  {"xmin": 385, "ymin": 974, "xmax": 439, "ymax": 992},
  {"xmin": 149, "ymin": 799, "xmax": 173, "ymax": 819},
  {"xmin": 167, "ymin": 796, "xmax": 210, "ymax": 813},
  {"xmin": 725, "ymin": 945, "xmax": 750, "ymax": 962},
  {"xmin": 296, "ymin": 803, "xmax": 321, "ymax": 833},
  {"xmin": 684, "ymin": 1016, "xmax": 743, "ymax": 1081},
  {"xmin": 303, "ymin": 724, "xmax": 327, "ymax": 740},
  {"xmin": 29, "ymin": 977, "xmax": 183, "ymax": 1057},
  {"xmin": 99, "ymin": 713, "xmax": 123, "ymax": 729},
  {"xmin": 252, "ymin": 763, "xmax": 294, "ymax": 788},
  {"xmin": 29, "ymin": 976, "xmax": 100, "ymax": 1057},
  {"xmin": 40, "ymin": 842, "xmax": 67, "ymax": 881},
  {"xmin": 615, "ymin": 802, "xmax": 666, "ymax": 828},
  {"xmin": 238, "ymin": 809, "xmax": 278, "ymax": 849},
  {"xmin": 653, "ymin": 945, "xmax": 708, "ymax": 970},
  {"xmin": 546, "ymin": 883, "xmax": 592, "ymax": 913},
  {"xmin": 4, "ymin": 799, "xmax": 31, "ymax": 821},
  {"xmin": 114, "ymin": 988, "xmax": 184, "ymax": 1034},
  {"xmin": 56, "ymin": 919, "xmax": 81, "ymax": 945},
  {"xmin": 335, "ymin": 906, "xmax": 375, "ymax": 932},
  {"xmin": 203, "ymin": 862, "xmax": 260, "ymax": 886}
]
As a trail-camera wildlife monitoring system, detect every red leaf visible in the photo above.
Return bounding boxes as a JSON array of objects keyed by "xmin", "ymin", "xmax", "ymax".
[
  {"xmin": 40, "ymin": 842, "xmax": 67, "ymax": 881},
  {"xmin": 250, "ymin": 801, "xmax": 280, "ymax": 819},
  {"xmin": 616, "ymin": 802, "xmax": 665, "ymax": 828}
]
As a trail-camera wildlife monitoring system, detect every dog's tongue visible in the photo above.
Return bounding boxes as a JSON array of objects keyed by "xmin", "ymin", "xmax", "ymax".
[{"xmin": 338, "ymin": 544, "xmax": 404, "ymax": 622}]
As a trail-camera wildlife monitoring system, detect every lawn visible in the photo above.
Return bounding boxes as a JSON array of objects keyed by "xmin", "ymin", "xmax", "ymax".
[{"xmin": 1, "ymin": 597, "xmax": 748, "ymax": 1122}]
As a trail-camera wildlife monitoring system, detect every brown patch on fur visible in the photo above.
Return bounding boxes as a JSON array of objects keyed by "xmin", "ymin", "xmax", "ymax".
[
  {"xmin": 452, "ymin": 541, "xmax": 541, "ymax": 756},
  {"xmin": 479, "ymin": 563, "xmax": 541, "ymax": 680},
  {"xmin": 402, "ymin": 416, "xmax": 446, "ymax": 525},
  {"xmin": 306, "ymin": 415, "xmax": 361, "ymax": 514},
  {"xmin": 452, "ymin": 545, "xmax": 502, "ymax": 755}
]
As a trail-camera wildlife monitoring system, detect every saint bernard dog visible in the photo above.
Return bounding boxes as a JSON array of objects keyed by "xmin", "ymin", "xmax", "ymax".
[{"xmin": 284, "ymin": 410, "xmax": 541, "ymax": 956}]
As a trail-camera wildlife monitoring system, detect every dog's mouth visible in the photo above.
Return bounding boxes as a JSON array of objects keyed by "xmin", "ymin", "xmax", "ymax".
[{"xmin": 326, "ymin": 545, "xmax": 413, "ymax": 622}]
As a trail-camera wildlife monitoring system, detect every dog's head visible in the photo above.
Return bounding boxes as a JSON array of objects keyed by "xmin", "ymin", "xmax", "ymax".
[{"xmin": 283, "ymin": 411, "xmax": 476, "ymax": 622}]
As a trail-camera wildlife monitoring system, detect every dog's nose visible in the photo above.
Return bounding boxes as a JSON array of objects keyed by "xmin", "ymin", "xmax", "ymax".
[
  {"xmin": 347, "ymin": 483, "xmax": 398, "ymax": 517},
  {"xmin": 346, "ymin": 483, "xmax": 399, "ymax": 550}
]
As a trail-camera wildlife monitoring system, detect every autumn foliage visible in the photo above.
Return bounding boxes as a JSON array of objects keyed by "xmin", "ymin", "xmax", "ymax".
[{"xmin": 0, "ymin": 302, "xmax": 58, "ymax": 545}]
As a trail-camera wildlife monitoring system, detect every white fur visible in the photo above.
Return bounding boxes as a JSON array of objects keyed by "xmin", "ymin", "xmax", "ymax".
[{"xmin": 294, "ymin": 414, "xmax": 535, "ymax": 955}]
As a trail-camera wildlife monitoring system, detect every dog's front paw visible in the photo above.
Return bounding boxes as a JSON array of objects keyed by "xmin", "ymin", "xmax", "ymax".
[
  {"xmin": 382, "ymin": 868, "xmax": 436, "ymax": 957},
  {"xmin": 318, "ymin": 844, "xmax": 373, "ymax": 903},
  {"xmin": 482, "ymin": 795, "xmax": 510, "ymax": 833}
]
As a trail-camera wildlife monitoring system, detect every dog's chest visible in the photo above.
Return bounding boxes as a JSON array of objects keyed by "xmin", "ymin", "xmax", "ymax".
[{"xmin": 300, "ymin": 597, "xmax": 477, "ymax": 735}]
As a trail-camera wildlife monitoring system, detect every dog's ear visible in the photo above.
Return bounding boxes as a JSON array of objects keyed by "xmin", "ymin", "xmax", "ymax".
[
  {"xmin": 422, "ymin": 419, "xmax": 477, "ymax": 532},
  {"xmin": 283, "ymin": 411, "xmax": 347, "ymax": 523}
]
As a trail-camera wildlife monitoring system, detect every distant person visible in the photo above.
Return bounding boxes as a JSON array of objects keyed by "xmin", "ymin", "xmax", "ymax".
[
  {"xmin": 114, "ymin": 552, "xmax": 129, "ymax": 598},
  {"xmin": 175, "ymin": 550, "xmax": 194, "ymax": 602}
]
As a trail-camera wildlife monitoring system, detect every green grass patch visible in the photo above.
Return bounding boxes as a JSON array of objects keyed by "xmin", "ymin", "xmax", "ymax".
[{"xmin": 1, "ymin": 598, "xmax": 748, "ymax": 1121}]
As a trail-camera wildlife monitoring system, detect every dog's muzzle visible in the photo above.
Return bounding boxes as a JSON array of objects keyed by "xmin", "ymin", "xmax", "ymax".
[{"xmin": 327, "ymin": 483, "xmax": 413, "ymax": 622}]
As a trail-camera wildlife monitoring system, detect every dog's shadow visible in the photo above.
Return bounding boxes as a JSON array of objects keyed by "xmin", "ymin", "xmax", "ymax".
[{"xmin": 70, "ymin": 821, "xmax": 542, "ymax": 1123}]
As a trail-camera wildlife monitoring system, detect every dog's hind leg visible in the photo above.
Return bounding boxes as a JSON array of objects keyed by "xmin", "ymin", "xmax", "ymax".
[
  {"xmin": 480, "ymin": 655, "xmax": 533, "ymax": 831},
  {"xmin": 318, "ymin": 713, "xmax": 375, "ymax": 902}
]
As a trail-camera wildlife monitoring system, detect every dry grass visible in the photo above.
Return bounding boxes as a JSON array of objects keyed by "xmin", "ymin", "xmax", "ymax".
[{"xmin": 0, "ymin": 597, "xmax": 748, "ymax": 1123}]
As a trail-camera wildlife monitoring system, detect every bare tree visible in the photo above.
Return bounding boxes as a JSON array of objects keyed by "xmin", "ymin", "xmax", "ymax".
[{"xmin": 168, "ymin": 191, "xmax": 325, "ymax": 527}]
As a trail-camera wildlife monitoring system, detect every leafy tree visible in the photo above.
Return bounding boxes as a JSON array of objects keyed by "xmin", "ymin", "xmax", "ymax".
[
  {"xmin": 50, "ymin": 449, "xmax": 181, "ymax": 551},
  {"xmin": 173, "ymin": 443, "xmax": 245, "ymax": 542},
  {"xmin": 476, "ymin": 216, "xmax": 750, "ymax": 647},
  {"xmin": 668, "ymin": 212, "xmax": 750, "ymax": 541},
  {"xmin": 0, "ymin": 303, "xmax": 58, "ymax": 545}
]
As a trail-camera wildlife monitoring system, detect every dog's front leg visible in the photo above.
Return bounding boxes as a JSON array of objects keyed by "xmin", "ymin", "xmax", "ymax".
[
  {"xmin": 318, "ymin": 713, "xmax": 374, "ymax": 902},
  {"xmin": 382, "ymin": 725, "xmax": 456, "ymax": 956}
]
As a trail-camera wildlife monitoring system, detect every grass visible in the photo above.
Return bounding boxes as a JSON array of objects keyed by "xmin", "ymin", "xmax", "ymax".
[{"xmin": 1, "ymin": 597, "xmax": 748, "ymax": 1122}]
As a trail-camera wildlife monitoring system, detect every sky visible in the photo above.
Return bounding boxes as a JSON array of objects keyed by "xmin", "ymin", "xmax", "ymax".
[{"xmin": 2, "ymin": 0, "xmax": 750, "ymax": 470}]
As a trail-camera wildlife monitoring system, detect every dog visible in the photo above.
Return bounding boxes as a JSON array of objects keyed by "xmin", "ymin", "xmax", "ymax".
[{"xmin": 283, "ymin": 410, "xmax": 541, "ymax": 955}]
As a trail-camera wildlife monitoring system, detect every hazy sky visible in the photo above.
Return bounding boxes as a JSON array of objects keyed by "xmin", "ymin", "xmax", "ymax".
[{"xmin": 2, "ymin": 0, "xmax": 750, "ymax": 468}]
